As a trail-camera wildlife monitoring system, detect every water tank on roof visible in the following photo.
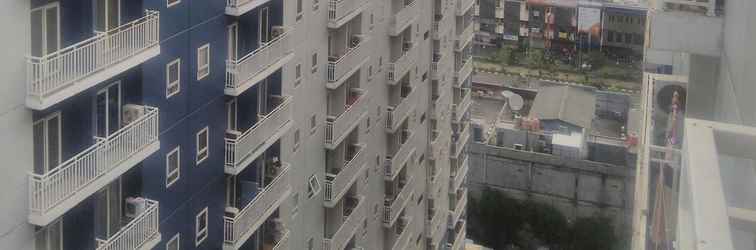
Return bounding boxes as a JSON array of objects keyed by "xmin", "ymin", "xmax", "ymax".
[{"xmin": 501, "ymin": 91, "xmax": 524, "ymax": 112}]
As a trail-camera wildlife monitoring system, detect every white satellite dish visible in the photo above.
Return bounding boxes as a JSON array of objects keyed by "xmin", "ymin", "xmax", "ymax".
[{"xmin": 501, "ymin": 90, "xmax": 524, "ymax": 111}]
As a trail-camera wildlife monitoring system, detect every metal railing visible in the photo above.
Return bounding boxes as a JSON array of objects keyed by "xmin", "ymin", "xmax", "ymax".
[
  {"xmin": 324, "ymin": 196, "xmax": 366, "ymax": 250},
  {"xmin": 383, "ymin": 178, "xmax": 415, "ymax": 225},
  {"xmin": 29, "ymin": 106, "xmax": 159, "ymax": 215},
  {"xmin": 327, "ymin": 36, "xmax": 368, "ymax": 82},
  {"xmin": 223, "ymin": 163, "xmax": 291, "ymax": 245},
  {"xmin": 452, "ymin": 89, "xmax": 471, "ymax": 121},
  {"xmin": 450, "ymin": 155, "xmax": 468, "ymax": 193},
  {"xmin": 27, "ymin": 10, "xmax": 159, "ymax": 100},
  {"xmin": 225, "ymin": 96, "xmax": 292, "ymax": 169},
  {"xmin": 271, "ymin": 230, "xmax": 290, "ymax": 250},
  {"xmin": 226, "ymin": 28, "xmax": 291, "ymax": 90},
  {"xmin": 454, "ymin": 58, "xmax": 472, "ymax": 85},
  {"xmin": 95, "ymin": 199, "xmax": 159, "ymax": 250},
  {"xmin": 451, "ymin": 122, "xmax": 469, "ymax": 158},
  {"xmin": 386, "ymin": 88, "xmax": 416, "ymax": 131},
  {"xmin": 328, "ymin": 0, "xmax": 368, "ymax": 22},
  {"xmin": 455, "ymin": 22, "xmax": 474, "ymax": 51},
  {"xmin": 325, "ymin": 89, "xmax": 368, "ymax": 146},
  {"xmin": 384, "ymin": 134, "xmax": 415, "ymax": 179},
  {"xmin": 450, "ymin": 188, "xmax": 467, "ymax": 224},
  {"xmin": 325, "ymin": 144, "xmax": 367, "ymax": 202},
  {"xmin": 387, "ymin": 43, "xmax": 417, "ymax": 83}
]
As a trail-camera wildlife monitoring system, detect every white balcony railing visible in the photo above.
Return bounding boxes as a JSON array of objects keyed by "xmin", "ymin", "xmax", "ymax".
[
  {"xmin": 325, "ymin": 89, "xmax": 369, "ymax": 148},
  {"xmin": 433, "ymin": 88, "xmax": 452, "ymax": 120},
  {"xmin": 224, "ymin": 164, "xmax": 291, "ymax": 248},
  {"xmin": 387, "ymin": 43, "xmax": 418, "ymax": 83},
  {"xmin": 450, "ymin": 155, "xmax": 468, "ymax": 193},
  {"xmin": 450, "ymin": 188, "xmax": 467, "ymax": 224},
  {"xmin": 455, "ymin": 58, "xmax": 473, "ymax": 85},
  {"xmin": 390, "ymin": 216, "xmax": 415, "ymax": 250},
  {"xmin": 455, "ymin": 0, "xmax": 474, "ymax": 15},
  {"xmin": 28, "ymin": 106, "xmax": 159, "ymax": 225},
  {"xmin": 453, "ymin": 89, "xmax": 471, "ymax": 122},
  {"xmin": 384, "ymin": 134, "xmax": 416, "ymax": 180},
  {"xmin": 324, "ymin": 196, "xmax": 366, "ymax": 250},
  {"xmin": 26, "ymin": 10, "xmax": 159, "ymax": 110},
  {"xmin": 328, "ymin": 0, "xmax": 369, "ymax": 25},
  {"xmin": 430, "ymin": 129, "xmax": 451, "ymax": 160},
  {"xmin": 225, "ymin": 28, "xmax": 291, "ymax": 95},
  {"xmin": 390, "ymin": 0, "xmax": 418, "ymax": 35},
  {"xmin": 383, "ymin": 177, "xmax": 415, "ymax": 226},
  {"xmin": 455, "ymin": 22, "xmax": 474, "ymax": 51},
  {"xmin": 327, "ymin": 36, "xmax": 369, "ymax": 82},
  {"xmin": 325, "ymin": 144, "xmax": 368, "ymax": 204},
  {"xmin": 386, "ymin": 89, "xmax": 417, "ymax": 132},
  {"xmin": 95, "ymin": 199, "xmax": 160, "ymax": 250},
  {"xmin": 451, "ymin": 122, "xmax": 470, "ymax": 158},
  {"xmin": 225, "ymin": 96, "xmax": 292, "ymax": 173},
  {"xmin": 270, "ymin": 230, "xmax": 290, "ymax": 250}
]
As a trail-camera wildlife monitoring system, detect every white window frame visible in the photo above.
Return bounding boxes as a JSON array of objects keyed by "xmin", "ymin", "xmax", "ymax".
[
  {"xmin": 166, "ymin": 59, "xmax": 181, "ymax": 98},
  {"xmin": 197, "ymin": 44, "xmax": 210, "ymax": 80},
  {"xmin": 311, "ymin": 53, "xmax": 318, "ymax": 73},
  {"xmin": 166, "ymin": 147, "xmax": 180, "ymax": 188},
  {"xmin": 167, "ymin": 0, "xmax": 181, "ymax": 7},
  {"xmin": 92, "ymin": 0, "xmax": 121, "ymax": 33},
  {"xmin": 195, "ymin": 207, "xmax": 208, "ymax": 246},
  {"xmin": 166, "ymin": 233, "xmax": 180, "ymax": 250},
  {"xmin": 294, "ymin": 63, "xmax": 302, "ymax": 87},
  {"xmin": 30, "ymin": 2, "xmax": 61, "ymax": 57},
  {"xmin": 293, "ymin": 129, "xmax": 301, "ymax": 152},
  {"xmin": 296, "ymin": 0, "xmax": 304, "ymax": 21},
  {"xmin": 307, "ymin": 174, "xmax": 321, "ymax": 198},
  {"xmin": 196, "ymin": 127, "xmax": 209, "ymax": 164},
  {"xmin": 33, "ymin": 112, "xmax": 62, "ymax": 174},
  {"xmin": 309, "ymin": 115, "xmax": 317, "ymax": 134}
]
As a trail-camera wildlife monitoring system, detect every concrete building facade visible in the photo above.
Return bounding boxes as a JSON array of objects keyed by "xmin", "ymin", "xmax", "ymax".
[{"xmin": 0, "ymin": 0, "xmax": 470, "ymax": 250}]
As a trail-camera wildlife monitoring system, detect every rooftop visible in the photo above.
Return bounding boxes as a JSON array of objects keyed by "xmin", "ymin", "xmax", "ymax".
[{"xmin": 530, "ymin": 85, "xmax": 596, "ymax": 130}]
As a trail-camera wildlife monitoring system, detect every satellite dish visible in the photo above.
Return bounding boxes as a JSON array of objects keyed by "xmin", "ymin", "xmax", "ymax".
[{"xmin": 501, "ymin": 91, "xmax": 524, "ymax": 111}]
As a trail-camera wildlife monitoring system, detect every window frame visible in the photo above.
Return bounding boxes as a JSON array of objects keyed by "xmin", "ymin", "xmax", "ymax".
[
  {"xmin": 196, "ymin": 127, "xmax": 209, "ymax": 164},
  {"xmin": 294, "ymin": 63, "xmax": 302, "ymax": 87},
  {"xmin": 311, "ymin": 53, "xmax": 318, "ymax": 73},
  {"xmin": 166, "ymin": 147, "xmax": 181, "ymax": 188},
  {"xmin": 197, "ymin": 44, "xmax": 210, "ymax": 80},
  {"xmin": 167, "ymin": 0, "xmax": 181, "ymax": 7},
  {"xmin": 195, "ymin": 207, "xmax": 208, "ymax": 246},
  {"xmin": 166, "ymin": 233, "xmax": 180, "ymax": 250},
  {"xmin": 166, "ymin": 59, "xmax": 181, "ymax": 98},
  {"xmin": 307, "ymin": 174, "xmax": 321, "ymax": 198}
]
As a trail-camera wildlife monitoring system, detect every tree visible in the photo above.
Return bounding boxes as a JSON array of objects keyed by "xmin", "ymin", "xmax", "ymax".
[
  {"xmin": 493, "ymin": 46, "xmax": 518, "ymax": 66},
  {"xmin": 567, "ymin": 217, "xmax": 617, "ymax": 250}
]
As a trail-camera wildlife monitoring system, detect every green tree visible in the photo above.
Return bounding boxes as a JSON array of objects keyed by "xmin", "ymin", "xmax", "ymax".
[{"xmin": 567, "ymin": 217, "xmax": 617, "ymax": 250}]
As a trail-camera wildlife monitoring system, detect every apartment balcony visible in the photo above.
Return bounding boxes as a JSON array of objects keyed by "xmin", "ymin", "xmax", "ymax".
[
  {"xmin": 455, "ymin": 23, "xmax": 474, "ymax": 52},
  {"xmin": 494, "ymin": 7, "xmax": 504, "ymax": 18},
  {"xmin": 454, "ymin": 58, "xmax": 473, "ymax": 86},
  {"xmin": 384, "ymin": 132, "xmax": 416, "ymax": 180},
  {"xmin": 432, "ymin": 52, "xmax": 452, "ymax": 82},
  {"xmin": 223, "ymin": 164, "xmax": 291, "ymax": 250},
  {"xmin": 225, "ymin": 28, "xmax": 293, "ymax": 96},
  {"xmin": 449, "ymin": 155, "xmax": 468, "ymax": 193},
  {"xmin": 430, "ymin": 128, "xmax": 451, "ymax": 160},
  {"xmin": 450, "ymin": 122, "xmax": 469, "ymax": 159},
  {"xmin": 446, "ymin": 220, "xmax": 466, "ymax": 250},
  {"xmin": 226, "ymin": 0, "xmax": 277, "ymax": 16},
  {"xmin": 225, "ymin": 96, "xmax": 292, "ymax": 175},
  {"xmin": 387, "ymin": 43, "xmax": 418, "ymax": 84},
  {"xmin": 389, "ymin": 0, "xmax": 419, "ymax": 36},
  {"xmin": 455, "ymin": 0, "xmax": 474, "ymax": 16},
  {"xmin": 432, "ymin": 88, "xmax": 452, "ymax": 121},
  {"xmin": 327, "ymin": 36, "xmax": 369, "ymax": 85},
  {"xmin": 94, "ymin": 199, "xmax": 161, "ymax": 250},
  {"xmin": 386, "ymin": 88, "xmax": 418, "ymax": 133},
  {"xmin": 452, "ymin": 88, "xmax": 471, "ymax": 122},
  {"xmin": 323, "ymin": 196, "xmax": 367, "ymax": 250},
  {"xmin": 427, "ymin": 209, "xmax": 446, "ymax": 243},
  {"xmin": 325, "ymin": 89, "xmax": 369, "ymax": 149},
  {"xmin": 26, "ymin": 10, "xmax": 160, "ymax": 110},
  {"xmin": 390, "ymin": 216, "xmax": 415, "ymax": 250},
  {"xmin": 383, "ymin": 176, "xmax": 415, "ymax": 227},
  {"xmin": 449, "ymin": 188, "xmax": 467, "ymax": 226},
  {"xmin": 28, "ymin": 106, "xmax": 160, "ymax": 226},
  {"xmin": 325, "ymin": 144, "xmax": 369, "ymax": 207},
  {"xmin": 328, "ymin": 0, "xmax": 370, "ymax": 28}
]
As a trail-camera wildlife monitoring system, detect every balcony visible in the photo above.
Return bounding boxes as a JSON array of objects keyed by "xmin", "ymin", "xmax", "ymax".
[
  {"xmin": 323, "ymin": 196, "xmax": 367, "ymax": 250},
  {"xmin": 389, "ymin": 0, "xmax": 419, "ymax": 36},
  {"xmin": 451, "ymin": 122, "xmax": 469, "ymax": 159},
  {"xmin": 432, "ymin": 88, "xmax": 452, "ymax": 120},
  {"xmin": 427, "ymin": 209, "xmax": 446, "ymax": 248},
  {"xmin": 95, "ymin": 199, "xmax": 160, "ymax": 250},
  {"xmin": 384, "ymin": 131, "xmax": 416, "ymax": 180},
  {"xmin": 223, "ymin": 163, "xmax": 291, "ymax": 250},
  {"xmin": 28, "ymin": 106, "xmax": 160, "ymax": 226},
  {"xmin": 383, "ymin": 176, "xmax": 415, "ymax": 227},
  {"xmin": 325, "ymin": 144, "xmax": 369, "ymax": 207},
  {"xmin": 225, "ymin": 28, "xmax": 293, "ymax": 96},
  {"xmin": 325, "ymin": 89, "xmax": 369, "ymax": 149},
  {"xmin": 26, "ymin": 10, "xmax": 160, "ymax": 110},
  {"xmin": 390, "ymin": 216, "xmax": 415, "ymax": 250},
  {"xmin": 450, "ymin": 155, "xmax": 468, "ymax": 193},
  {"xmin": 386, "ymin": 88, "xmax": 418, "ymax": 132},
  {"xmin": 430, "ymin": 128, "xmax": 451, "ymax": 160},
  {"xmin": 454, "ymin": 57, "xmax": 472, "ymax": 86},
  {"xmin": 446, "ymin": 220, "xmax": 466, "ymax": 250},
  {"xmin": 226, "ymin": 0, "xmax": 276, "ymax": 16},
  {"xmin": 225, "ymin": 96, "xmax": 292, "ymax": 174},
  {"xmin": 452, "ymin": 88, "xmax": 471, "ymax": 122},
  {"xmin": 449, "ymin": 188, "xmax": 467, "ymax": 226},
  {"xmin": 455, "ymin": 0, "xmax": 474, "ymax": 16},
  {"xmin": 328, "ymin": 0, "xmax": 370, "ymax": 28},
  {"xmin": 431, "ymin": 52, "xmax": 452, "ymax": 81},
  {"xmin": 327, "ymin": 36, "xmax": 369, "ymax": 85},
  {"xmin": 387, "ymin": 43, "xmax": 418, "ymax": 84},
  {"xmin": 494, "ymin": 7, "xmax": 504, "ymax": 18},
  {"xmin": 455, "ymin": 22, "xmax": 474, "ymax": 52}
]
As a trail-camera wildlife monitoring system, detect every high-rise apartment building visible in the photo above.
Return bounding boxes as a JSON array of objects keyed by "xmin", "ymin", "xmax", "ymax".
[
  {"xmin": 632, "ymin": 0, "xmax": 756, "ymax": 249},
  {"xmin": 0, "ymin": 0, "xmax": 471, "ymax": 249}
]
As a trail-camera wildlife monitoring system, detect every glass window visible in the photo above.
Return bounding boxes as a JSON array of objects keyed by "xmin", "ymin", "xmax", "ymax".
[
  {"xmin": 196, "ymin": 127, "xmax": 209, "ymax": 164},
  {"xmin": 307, "ymin": 174, "xmax": 321, "ymax": 198},
  {"xmin": 195, "ymin": 207, "xmax": 208, "ymax": 246},
  {"xmin": 166, "ymin": 147, "xmax": 180, "ymax": 187},
  {"xmin": 197, "ymin": 44, "xmax": 210, "ymax": 80},
  {"xmin": 166, "ymin": 59, "xmax": 181, "ymax": 98}
]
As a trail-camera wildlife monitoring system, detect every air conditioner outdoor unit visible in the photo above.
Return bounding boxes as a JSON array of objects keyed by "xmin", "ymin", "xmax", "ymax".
[
  {"xmin": 125, "ymin": 197, "xmax": 147, "ymax": 218},
  {"xmin": 271, "ymin": 26, "xmax": 285, "ymax": 38},
  {"xmin": 122, "ymin": 104, "xmax": 145, "ymax": 126},
  {"xmin": 513, "ymin": 144, "xmax": 524, "ymax": 150}
]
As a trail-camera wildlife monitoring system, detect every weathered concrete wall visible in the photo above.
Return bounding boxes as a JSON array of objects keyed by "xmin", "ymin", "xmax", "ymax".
[{"xmin": 468, "ymin": 141, "xmax": 634, "ymax": 228}]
